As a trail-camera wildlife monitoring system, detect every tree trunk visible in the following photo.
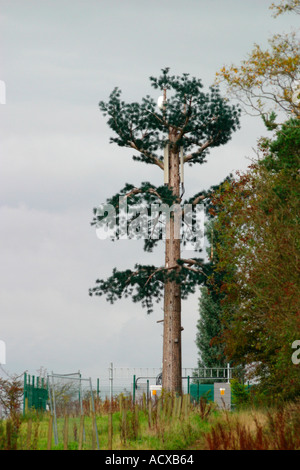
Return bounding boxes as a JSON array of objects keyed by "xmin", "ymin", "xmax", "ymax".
[{"xmin": 162, "ymin": 132, "xmax": 182, "ymax": 394}]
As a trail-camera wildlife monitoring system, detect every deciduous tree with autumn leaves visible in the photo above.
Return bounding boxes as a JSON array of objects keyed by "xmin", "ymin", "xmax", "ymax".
[
  {"xmin": 196, "ymin": 1, "xmax": 300, "ymax": 401},
  {"xmin": 208, "ymin": 119, "xmax": 299, "ymax": 401},
  {"xmin": 216, "ymin": 0, "xmax": 300, "ymax": 124}
]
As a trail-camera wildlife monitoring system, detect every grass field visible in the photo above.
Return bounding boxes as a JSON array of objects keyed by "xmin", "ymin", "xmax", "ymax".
[{"xmin": 1, "ymin": 394, "xmax": 299, "ymax": 450}]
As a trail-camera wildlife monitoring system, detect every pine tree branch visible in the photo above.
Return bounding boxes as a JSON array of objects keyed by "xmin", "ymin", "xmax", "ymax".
[
  {"xmin": 184, "ymin": 139, "xmax": 214, "ymax": 164},
  {"xmin": 144, "ymin": 265, "xmax": 176, "ymax": 286},
  {"xmin": 122, "ymin": 186, "xmax": 164, "ymax": 202},
  {"xmin": 89, "ymin": 258, "xmax": 209, "ymax": 313},
  {"xmin": 181, "ymin": 258, "xmax": 199, "ymax": 265},
  {"xmin": 183, "ymin": 266, "xmax": 201, "ymax": 274},
  {"xmin": 128, "ymin": 140, "xmax": 164, "ymax": 169},
  {"xmin": 181, "ymin": 258, "xmax": 208, "ymax": 277},
  {"xmin": 190, "ymin": 194, "xmax": 206, "ymax": 206},
  {"xmin": 148, "ymin": 111, "xmax": 169, "ymax": 129}
]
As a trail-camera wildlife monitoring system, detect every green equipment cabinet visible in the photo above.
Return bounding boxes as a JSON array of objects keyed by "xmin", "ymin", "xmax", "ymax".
[
  {"xmin": 23, "ymin": 373, "xmax": 48, "ymax": 414},
  {"xmin": 190, "ymin": 383, "xmax": 214, "ymax": 402}
]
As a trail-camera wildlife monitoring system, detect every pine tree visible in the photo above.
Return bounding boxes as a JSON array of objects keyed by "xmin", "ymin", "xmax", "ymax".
[{"xmin": 90, "ymin": 69, "xmax": 240, "ymax": 393}]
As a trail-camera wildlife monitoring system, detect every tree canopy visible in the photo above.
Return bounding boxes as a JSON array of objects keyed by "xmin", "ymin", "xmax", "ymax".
[
  {"xmin": 216, "ymin": 3, "xmax": 300, "ymax": 122},
  {"xmin": 99, "ymin": 68, "xmax": 240, "ymax": 168},
  {"xmin": 210, "ymin": 119, "xmax": 300, "ymax": 401},
  {"xmin": 90, "ymin": 69, "xmax": 240, "ymax": 314}
]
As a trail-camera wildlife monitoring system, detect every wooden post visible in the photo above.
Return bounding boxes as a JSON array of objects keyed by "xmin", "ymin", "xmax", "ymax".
[
  {"xmin": 148, "ymin": 398, "xmax": 152, "ymax": 429},
  {"xmin": 172, "ymin": 395, "xmax": 181, "ymax": 421},
  {"xmin": 157, "ymin": 396, "xmax": 162, "ymax": 424},
  {"xmin": 63, "ymin": 415, "xmax": 69, "ymax": 450},
  {"xmin": 121, "ymin": 407, "xmax": 127, "ymax": 444},
  {"xmin": 78, "ymin": 415, "xmax": 85, "ymax": 450},
  {"xmin": 120, "ymin": 394, "xmax": 127, "ymax": 444},
  {"xmin": 47, "ymin": 415, "xmax": 53, "ymax": 450},
  {"xmin": 26, "ymin": 419, "xmax": 32, "ymax": 449},
  {"xmin": 91, "ymin": 412, "xmax": 96, "ymax": 450},
  {"xmin": 108, "ymin": 412, "xmax": 113, "ymax": 450},
  {"xmin": 183, "ymin": 394, "xmax": 190, "ymax": 419}
]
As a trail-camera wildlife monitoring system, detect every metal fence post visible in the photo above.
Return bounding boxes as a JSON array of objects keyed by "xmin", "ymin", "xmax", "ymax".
[
  {"xmin": 89, "ymin": 377, "xmax": 100, "ymax": 450},
  {"xmin": 51, "ymin": 373, "xmax": 58, "ymax": 446},
  {"xmin": 133, "ymin": 375, "xmax": 136, "ymax": 404},
  {"xmin": 147, "ymin": 379, "xmax": 149, "ymax": 405},
  {"xmin": 109, "ymin": 362, "xmax": 113, "ymax": 403},
  {"xmin": 23, "ymin": 372, "xmax": 27, "ymax": 416}
]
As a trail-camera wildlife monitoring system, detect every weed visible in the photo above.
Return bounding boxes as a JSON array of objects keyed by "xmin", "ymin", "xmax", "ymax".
[
  {"xmin": 205, "ymin": 402, "xmax": 300, "ymax": 450},
  {"xmin": 197, "ymin": 396, "xmax": 215, "ymax": 421},
  {"xmin": 1, "ymin": 390, "xmax": 299, "ymax": 450}
]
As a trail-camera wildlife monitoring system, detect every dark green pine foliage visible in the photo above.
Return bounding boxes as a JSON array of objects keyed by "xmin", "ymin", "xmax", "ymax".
[
  {"xmin": 196, "ymin": 218, "xmax": 228, "ymax": 368},
  {"xmin": 90, "ymin": 69, "xmax": 240, "ymax": 314},
  {"xmin": 196, "ymin": 286, "xmax": 225, "ymax": 368}
]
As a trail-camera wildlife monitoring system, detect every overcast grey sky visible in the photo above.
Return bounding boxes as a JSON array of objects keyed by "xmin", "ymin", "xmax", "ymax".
[{"xmin": 0, "ymin": 1, "xmax": 298, "ymax": 382}]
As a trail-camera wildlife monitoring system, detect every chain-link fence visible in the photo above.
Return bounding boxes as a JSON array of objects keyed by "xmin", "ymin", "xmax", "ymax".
[
  {"xmin": 47, "ymin": 372, "xmax": 99, "ymax": 449},
  {"xmin": 98, "ymin": 365, "xmax": 234, "ymax": 403},
  {"xmin": 100, "ymin": 366, "xmax": 163, "ymax": 401}
]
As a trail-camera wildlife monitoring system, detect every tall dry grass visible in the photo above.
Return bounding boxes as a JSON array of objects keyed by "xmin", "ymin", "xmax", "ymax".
[{"xmin": 204, "ymin": 400, "xmax": 300, "ymax": 450}]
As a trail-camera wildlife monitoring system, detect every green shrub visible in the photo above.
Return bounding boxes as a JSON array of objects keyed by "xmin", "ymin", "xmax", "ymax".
[{"xmin": 231, "ymin": 379, "xmax": 251, "ymax": 409}]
